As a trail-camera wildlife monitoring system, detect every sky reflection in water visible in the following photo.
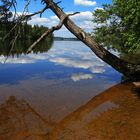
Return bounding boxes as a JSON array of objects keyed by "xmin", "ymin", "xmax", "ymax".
[
  {"xmin": 0, "ymin": 41, "xmax": 121, "ymax": 121},
  {"xmin": 0, "ymin": 41, "xmax": 121, "ymax": 84}
]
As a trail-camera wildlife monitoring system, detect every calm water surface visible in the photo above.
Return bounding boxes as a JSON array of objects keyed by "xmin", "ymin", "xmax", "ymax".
[{"xmin": 0, "ymin": 41, "xmax": 139, "ymax": 140}]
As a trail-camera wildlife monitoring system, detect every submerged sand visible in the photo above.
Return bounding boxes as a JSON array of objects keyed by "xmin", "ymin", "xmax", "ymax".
[{"xmin": 0, "ymin": 82, "xmax": 140, "ymax": 140}]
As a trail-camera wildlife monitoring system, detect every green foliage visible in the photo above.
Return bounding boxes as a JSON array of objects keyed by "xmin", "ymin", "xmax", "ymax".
[
  {"xmin": 0, "ymin": 22, "xmax": 53, "ymax": 56},
  {"xmin": 92, "ymin": 0, "xmax": 140, "ymax": 53},
  {"xmin": 0, "ymin": 37, "xmax": 53, "ymax": 57},
  {"xmin": 0, "ymin": 22, "xmax": 53, "ymax": 41}
]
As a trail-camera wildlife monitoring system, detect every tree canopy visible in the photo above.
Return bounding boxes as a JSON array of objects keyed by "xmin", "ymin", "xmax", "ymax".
[{"xmin": 92, "ymin": 0, "xmax": 140, "ymax": 53}]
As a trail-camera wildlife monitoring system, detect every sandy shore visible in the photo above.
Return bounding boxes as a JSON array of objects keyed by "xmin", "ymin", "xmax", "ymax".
[{"xmin": 0, "ymin": 82, "xmax": 140, "ymax": 140}]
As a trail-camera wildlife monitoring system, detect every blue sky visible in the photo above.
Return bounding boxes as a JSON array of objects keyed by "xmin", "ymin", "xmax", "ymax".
[{"xmin": 16, "ymin": 0, "xmax": 112, "ymax": 37}]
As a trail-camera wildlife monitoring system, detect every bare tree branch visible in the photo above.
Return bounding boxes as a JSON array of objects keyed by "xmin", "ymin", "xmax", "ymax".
[
  {"xmin": 55, "ymin": 1, "xmax": 62, "ymax": 5},
  {"xmin": 25, "ymin": 5, "xmax": 50, "ymax": 19},
  {"xmin": 26, "ymin": 12, "xmax": 80, "ymax": 54}
]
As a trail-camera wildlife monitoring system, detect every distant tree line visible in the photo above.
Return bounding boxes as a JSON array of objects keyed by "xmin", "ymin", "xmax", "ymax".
[{"xmin": 0, "ymin": 22, "xmax": 53, "ymax": 41}]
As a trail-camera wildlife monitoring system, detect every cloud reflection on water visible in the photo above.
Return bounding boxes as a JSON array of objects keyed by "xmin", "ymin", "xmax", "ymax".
[
  {"xmin": 71, "ymin": 73, "xmax": 93, "ymax": 82},
  {"xmin": 45, "ymin": 41, "xmax": 106, "ymax": 76},
  {"xmin": 0, "ymin": 41, "xmax": 107, "ymax": 81}
]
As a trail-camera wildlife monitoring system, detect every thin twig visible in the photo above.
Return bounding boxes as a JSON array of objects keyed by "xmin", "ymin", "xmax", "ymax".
[
  {"xmin": 4, "ymin": 31, "xmax": 19, "ymax": 63},
  {"xmin": 56, "ymin": 1, "xmax": 62, "ymax": 5},
  {"xmin": 25, "ymin": 5, "xmax": 49, "ymax": 18}
]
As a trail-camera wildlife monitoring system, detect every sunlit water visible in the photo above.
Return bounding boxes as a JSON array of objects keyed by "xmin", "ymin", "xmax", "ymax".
[{"xmin": 0, "ymin": 41, "xmax": 139, "ymax": 140}]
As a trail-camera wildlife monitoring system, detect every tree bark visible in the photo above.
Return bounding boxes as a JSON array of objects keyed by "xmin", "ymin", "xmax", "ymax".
[{"xmin": 45, "ymin": 1, "xmax": 140, "ymax": 80}]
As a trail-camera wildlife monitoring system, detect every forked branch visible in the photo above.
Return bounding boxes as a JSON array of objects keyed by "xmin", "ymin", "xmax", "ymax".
[{"xmin": 26, "ymin": 12, "xmax": 80, "ymax": 54}]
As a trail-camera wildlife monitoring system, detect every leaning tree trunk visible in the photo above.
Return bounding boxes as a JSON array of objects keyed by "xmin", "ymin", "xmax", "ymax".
[{"xmin": 45, "ymin": 1, "xmax": 140, "ymax": 80}]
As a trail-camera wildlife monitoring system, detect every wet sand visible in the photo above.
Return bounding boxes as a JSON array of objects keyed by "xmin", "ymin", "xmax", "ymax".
[{"xmin": 0, "ymin": 82, "xmax": 140, "ymax": 140}]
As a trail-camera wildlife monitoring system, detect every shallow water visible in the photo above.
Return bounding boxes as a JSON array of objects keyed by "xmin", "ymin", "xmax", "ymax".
[{"xmin": 0, "ymin": 41, "xmax": 139, "ymax": 140}]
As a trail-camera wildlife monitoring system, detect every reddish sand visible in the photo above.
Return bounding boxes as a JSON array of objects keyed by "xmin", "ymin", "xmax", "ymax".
[{"xmin": 0, "ymin": 82, "xmax": 140, "ymax": 140}]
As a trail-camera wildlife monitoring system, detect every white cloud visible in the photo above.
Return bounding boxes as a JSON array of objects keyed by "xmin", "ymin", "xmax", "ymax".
[
  {"xmin": 71, "ymin": 11, "xmax": 93, "ymax": 21},
  {"xmin": 70, "ymin": 11, "xmax": 95, "ymax": 32},
  {"xmin": 90, "ymin": 66, "xmax": 105, "ymax": 73},
  {"xmin": 74, "ymin": 0, "xmax": 96, "ymax": 6},
  {"xmin": 0, "ymin": 55, "xmax": 35, "ymax": 64},
  {"xmin": 49, "ymin": 57, "xmax": 91, "ymax": 69},
  {"xmin": 28, "ymin": 16, "xmax": 50, "ymax": 26},
  {"xmin": 49, "ymin": 57, "xmax": 105, "ymax": 74},
  {"xmin": 0, "ymin": 53, "xmax": 50, "ymax": 64},
  {"xmin": 26, "ymin": 11, "xmax": 95, "ymax": 37},
  {"xmin": 71, "ymin": 73, "xmax": 93, "ymax": 82},
  {"xmin": 46, "ymin": 41, "xmax": 105, "ymax": 74}
]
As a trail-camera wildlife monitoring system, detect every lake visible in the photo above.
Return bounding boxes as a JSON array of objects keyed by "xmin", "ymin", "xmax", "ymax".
[{"xmin": 0, "ymin": 41, "xmax": 139, "ymax": 140}]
